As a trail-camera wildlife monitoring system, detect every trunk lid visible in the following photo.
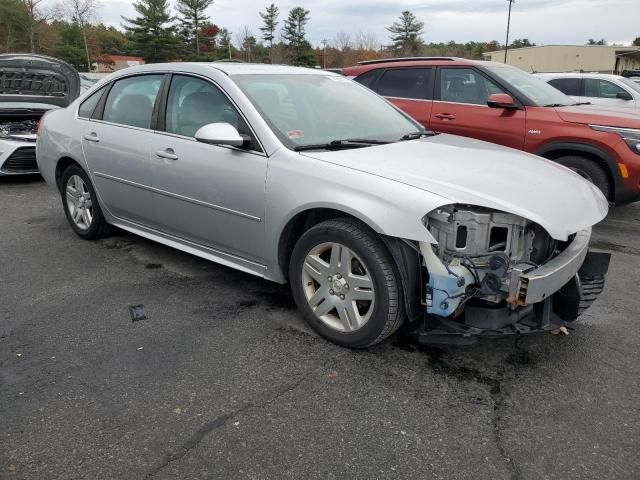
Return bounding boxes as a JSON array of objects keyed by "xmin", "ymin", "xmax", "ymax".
[{"xmin": 0, "ymin": 54, "xmax": 80, "ymax": 109}]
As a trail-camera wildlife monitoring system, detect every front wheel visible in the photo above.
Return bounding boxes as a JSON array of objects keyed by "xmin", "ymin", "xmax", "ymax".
[
  {"xmin": 556, "ymin": 155, "xmax": 611, "ymax": 200},
  {"xmin": 289, "ymin": 218, "xmax": 404, "ymax": 348}
]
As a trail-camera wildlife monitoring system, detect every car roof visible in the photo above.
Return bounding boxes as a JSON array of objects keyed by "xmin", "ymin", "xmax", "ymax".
[
  {"xmin": 100, "ymin": 62, "xmax": 334, "ymax": 80},
  {"xmin": 208, "ymin": 62, "xmax": 332, "ymax": 76},
  {"xmin": 342, "ymin": 57, "xmax": 509, "ymax": 76},
  {"xmin": 536, "ymin": 72, "xmax": 623, "ymax": 80}
]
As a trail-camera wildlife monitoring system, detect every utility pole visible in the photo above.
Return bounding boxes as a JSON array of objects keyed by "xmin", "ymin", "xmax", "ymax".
[
  {"xmin": 321, "ymin": 39, "xmax": 328, "ymax": 68},
  {"xmin": 504, "ymin": 0, "xmax": 515, "ymax": 64}
]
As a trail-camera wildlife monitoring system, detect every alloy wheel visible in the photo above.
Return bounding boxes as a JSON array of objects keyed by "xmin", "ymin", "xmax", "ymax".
[
  {"xmin": 301, "ymin": 242, "xmax": 375, "ymax": 333},
  {"xmin": 65, "ymin": 174, "xmax": 93, "ymax": 230}
]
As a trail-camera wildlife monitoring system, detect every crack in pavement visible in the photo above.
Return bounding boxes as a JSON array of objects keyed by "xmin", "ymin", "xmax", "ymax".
[
  {"xmin": 146, "ymin": 365, "xmax": 325, "ymax": 478},
  {"xmin": 418, "ymin": 345, "xmax": 523, "ymax": 480}
]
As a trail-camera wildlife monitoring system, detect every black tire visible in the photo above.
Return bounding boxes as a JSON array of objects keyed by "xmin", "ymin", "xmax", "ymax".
[
  {"xmin": 60, "ymin": 164, "xmax": 110, "ymax": 240},
  {"xmin": 555, "ymin": 155, "xmax": 611, "ymax": 200},
  {"xmin": 289, "ymin": 218, "xmax": 404, "ymax": 348}
]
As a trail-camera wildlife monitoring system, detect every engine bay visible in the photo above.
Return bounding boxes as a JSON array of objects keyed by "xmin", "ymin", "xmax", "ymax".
[{"xmin": 423, "ymin": 204, "xmax": 558, "ymax": 318}]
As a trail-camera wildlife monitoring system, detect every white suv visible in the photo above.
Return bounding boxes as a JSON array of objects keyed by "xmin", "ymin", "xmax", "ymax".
[{"xmin": 537, "ymin": 73, "xmax": 640, "ymax": 109}]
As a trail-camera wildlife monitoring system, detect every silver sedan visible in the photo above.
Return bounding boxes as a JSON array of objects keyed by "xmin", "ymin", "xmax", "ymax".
[{"xmin": 37, "ymin": 63, "xmax": 609, "ymax": 347}]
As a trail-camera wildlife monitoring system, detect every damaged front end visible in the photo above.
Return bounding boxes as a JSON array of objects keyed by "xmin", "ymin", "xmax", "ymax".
[{"xmin": 414, "ymin": 204, "xmax": 610, "ymax": 343}]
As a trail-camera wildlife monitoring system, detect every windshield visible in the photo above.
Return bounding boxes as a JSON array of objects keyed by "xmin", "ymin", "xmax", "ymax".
[
  {"xmin": 484, "ymin": 65, "xmax": 575, "ymax": 107},
  {"xmin": 619, "ymin": 77, "xmax": 640, "ymax": 95},
  {"xmin": 232, "ymin": 74, "xmax": 423, "ymax": 149}
]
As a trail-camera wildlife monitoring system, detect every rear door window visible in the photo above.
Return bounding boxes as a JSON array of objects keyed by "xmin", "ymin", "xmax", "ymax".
[
  {"xmin": 376, "ymin": 68, "xmax": 433, "ymax": 100},
  {"xmin": 102, "ymin": 75, "xmax": 163, "ymax": 129},
  {"xmin": 548, "ymin": 77, "xmax": 582, "ymax": 96}
]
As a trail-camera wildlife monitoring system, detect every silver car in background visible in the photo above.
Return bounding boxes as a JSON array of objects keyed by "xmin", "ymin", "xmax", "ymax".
[
  {"xmin": 37, "ymin": 63, "xmax": 610, "ymax": 348},
  {"xmin": 537, "ymin": 72, "xmax": 640, "ymax": 109}
]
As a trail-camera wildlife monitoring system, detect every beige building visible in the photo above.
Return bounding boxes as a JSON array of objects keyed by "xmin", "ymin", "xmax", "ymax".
[{"xmin": 482, "ymin": 45, "xmax": 640, "ymax": 73}]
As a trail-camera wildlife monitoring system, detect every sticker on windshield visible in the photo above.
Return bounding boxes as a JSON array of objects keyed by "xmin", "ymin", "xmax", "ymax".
[{"xmin": 287, "ymin": 130, "xmax": 305, "ymax": 139}]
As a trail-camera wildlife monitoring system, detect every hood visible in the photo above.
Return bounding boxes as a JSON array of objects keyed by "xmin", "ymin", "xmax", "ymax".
[
  {"xmin": 0, "ymin": 54, "xmax": 80, "ymax": 108},
  {"xmin": 301, "ymin": 134, "xmax": 608, "ymax": 240},
  {"xmin": 553, "ymin": 105, "xmax": 640, "ymax": 129}
]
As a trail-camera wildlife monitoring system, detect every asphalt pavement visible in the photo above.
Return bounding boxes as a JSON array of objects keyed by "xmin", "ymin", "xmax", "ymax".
[{"xmin": 1, "ymin": 175, "xmax": 639, "ymax": 479}]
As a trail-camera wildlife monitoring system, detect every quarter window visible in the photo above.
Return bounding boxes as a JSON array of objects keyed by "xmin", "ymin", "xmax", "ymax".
[
  {"xmin": 78, "ymin": 87, "xmax": 106, "ymax": 118},
  {"xmin": 353, "ymin": 69, "xmax": 381, "ymax": 89},
  {"xmin": 584, "ymin": 79, "xmax": 627, "ymax": 99},
  {"xmin": 377, "ymin": 68, "xmax": 432, "ymax": 100},
  {"xmin": 102, "ymin": 75, "xmax": 163, "ymax": 129},
  {"xmin": 548, "ymin": 78, "xmax": 582, "ymax": 96},
  {"xmin": 440, "ymin": 68, "xmax": 504, "ymax": 105}
]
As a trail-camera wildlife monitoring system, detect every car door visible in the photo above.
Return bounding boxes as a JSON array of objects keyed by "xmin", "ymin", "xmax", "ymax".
[
  {"xmin": 430, "ymin": 67, "xmax": 526, "ymax": 150},
  {"xmin": 149, "ymin": 74, "xmax": 267, "ymax": 263},
  {"xmin": 80, "ymin": 74, "xmax": 164, "ymax": 224},
  {"xmin": 583, "ymin": 78, "xmax": 635, "ymax": 108},
  {"xmin": 372, "ymin": 68, "xmax": 434, "ymax": 128}
]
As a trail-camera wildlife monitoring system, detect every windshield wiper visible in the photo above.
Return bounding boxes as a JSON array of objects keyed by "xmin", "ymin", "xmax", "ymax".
[
  {"xmin": 573, "ymin": 101, "xmax": 592, "ymax": 106},
  {"xmin": 399, "ymin": 131, "xmax": 435, "ymax": 141},
  {"xmin": 543, "ymin": 103, "xmax": 570, "ymax": 107},
  {"xmin": 293, "ymin": 139, "xmax": 388, "ymax": 152}
]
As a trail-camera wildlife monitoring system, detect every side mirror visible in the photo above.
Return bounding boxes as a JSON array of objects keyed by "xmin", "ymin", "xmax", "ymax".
[
  {"xmin": 616, "ymin": 91, "xmax": 633, "ymax": 101},
  {"xmin": 487, "ymin": 93, "xmax": 517, "ymax": 109},
  {"xmin": 195, "ymin": 122, "xmax": 247, "ymax": 147}
]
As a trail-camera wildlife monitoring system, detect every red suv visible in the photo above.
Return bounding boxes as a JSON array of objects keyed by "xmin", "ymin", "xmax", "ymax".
[{"xmin": 343, "ymin": 58, "xmax": 640, "ymax": 203}]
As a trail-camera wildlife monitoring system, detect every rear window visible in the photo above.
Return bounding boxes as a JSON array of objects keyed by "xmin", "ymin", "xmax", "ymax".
[
  {"xmin": 376, "ymin": 68, "xmax": 432, "ymax": 100},
  {"xmin": 548, "ymin": 78, "xmax": 582, "ymax": 96}
]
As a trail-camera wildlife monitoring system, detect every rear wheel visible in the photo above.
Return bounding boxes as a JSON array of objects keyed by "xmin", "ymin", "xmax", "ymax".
[
  {"xmin": 60, "ymin": 164, "xmax": 109, "ymax": 240},
  {"xmin": 555, "ymin": 155, "xmax": 611, "ymax": 200},
  {"xmin": 289, "ymin": 218, "xmax": 404, "ymax": 348}
]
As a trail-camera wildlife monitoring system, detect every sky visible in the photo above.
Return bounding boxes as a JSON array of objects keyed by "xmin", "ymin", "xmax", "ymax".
[{"xmin": 45, "ymin": 0, "xmax": 640, "ymax": 48}]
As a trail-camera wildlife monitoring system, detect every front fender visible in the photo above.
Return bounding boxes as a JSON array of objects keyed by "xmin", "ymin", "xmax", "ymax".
[{"xmin": 264, "ymin": 151, "xmax": 446, "ymax": 282}]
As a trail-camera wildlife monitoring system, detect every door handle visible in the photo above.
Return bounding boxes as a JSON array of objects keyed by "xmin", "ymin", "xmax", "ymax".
[
  {"xmin": 155, "ymin": 148, "xmax": 178, "ymax": 160},
  {"xmin": 83, "ymin": 132, "xmax": 100, "ymax": 142},
  {"xmin": 434, "ymin": 113, "xmax": 456, "ymax": 120}
]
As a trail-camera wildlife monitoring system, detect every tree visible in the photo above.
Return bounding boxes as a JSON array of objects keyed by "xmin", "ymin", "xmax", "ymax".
[
  {"xmin": 587, "ymin": 38, "xmax": 606, "ymax": 45},
  {"xmin": 237, "ymin": 25, "xmax": 256, "ymax": 62},
  {"xmin": 218, "ymin": 27, "xmax": 232, "ymax": 58},
  {"xmin": 23, "ymin": 0, "xmax": 43, "ymax": 51},
  {"xmin": 386, "ymin": 10, "xmax": 424, "ymax": 55},
  {"xmin": 66, "ymin": 0, "xmax": 97, "ymax": 71},
  {"xmin": 122, "ymin": 0, "xmax": 180, "ymax": 63},
  {"xmin": 283, "ymin": 6, "xmax": 313, "ymax": 66},
  {"xmin": 175, "ymin": 0, "xmax": 213, "ymax": 57},
  {"xmin": 259, "ymin": 3, "xmax": 278, "ymax": 61},
  {"xmin": 55, "ymin": 43, "xmax": 87, "ymax": 70},
  {"xmin": 333, "ymin": 31, "xmax": 351, "ymax": 51},
  {"xmin": 632, "ymin": 37, "xmax": 640, "ymax": 46},
  {"xmin": 509, "ymin": 38, "xmax": 534, "ymax": 49},
  {"xmin": 0, "ymin": 0, "xmax": 31, "ymax": 52},
  {"xmin": 199, "ymin": 23, "xmax": 219, "ymax": 53}
]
